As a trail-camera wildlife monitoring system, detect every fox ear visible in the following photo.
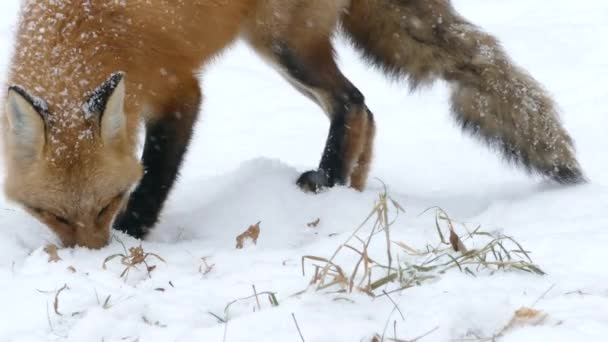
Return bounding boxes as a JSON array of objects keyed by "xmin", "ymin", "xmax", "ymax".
[
  {"xmin": 5, "ymin": 86, "xmax": 46, "ymax": 161},
  {"xmin": 86, "ymin": 72, "xmax": 126, "ymax": 145}
]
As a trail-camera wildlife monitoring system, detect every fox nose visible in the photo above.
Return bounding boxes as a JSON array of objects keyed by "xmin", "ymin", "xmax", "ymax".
[{"xmin": 73, "ymin": 222, "xmax": 111, "ymax": 249}]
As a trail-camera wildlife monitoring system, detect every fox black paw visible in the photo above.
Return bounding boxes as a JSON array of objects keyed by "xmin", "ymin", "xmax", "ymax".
[
  {"xmin": 113, "ymin": 211, "xmax": 148, "ymax": 239},
  {"xmin": 297, "ymin": 170, "xmax": 330, "ymax": 193}
]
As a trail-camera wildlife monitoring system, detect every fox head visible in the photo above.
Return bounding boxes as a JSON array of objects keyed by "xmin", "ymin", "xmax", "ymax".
[{"xmin": 2, "ymin": 73, "xmax": 142, "ymax": 249}]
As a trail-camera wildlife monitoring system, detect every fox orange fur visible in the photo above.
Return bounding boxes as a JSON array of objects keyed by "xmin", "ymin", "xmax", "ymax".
[{"xmin": 3, "ymin": 0, "xmax": 584, "ymax": 248}]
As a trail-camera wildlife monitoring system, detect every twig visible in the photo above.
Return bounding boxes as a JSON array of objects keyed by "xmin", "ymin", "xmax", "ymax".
[
  {"xmin": 292, "ymin": 313, "xmax": 306, "ymax": 342},
  {"xmin": 53, "ymin": 284, "xmax": 69, "ymax": 316},
  {"xmin": 382, "ymin": 290, "xmax": 405, "ymax": 321},
  {"xmin": 222, "ymin": 320, "xmax": 229, "ymax": 342},
  {"xmin": 532, "ymin": 283, "xmax": 556, "ymax": 307},
  {"xmin": 253, "ymin": 285, "xmax": 261, "ymax": 311}
]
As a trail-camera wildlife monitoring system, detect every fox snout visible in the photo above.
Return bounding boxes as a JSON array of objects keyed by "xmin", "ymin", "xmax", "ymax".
[
  {"xmin": 31, "ymin": 199, "xmax": 125, "ymax": 249},
  {"xmin": 64, "ymin": 223, "xmax": 112, "ymax": 250}
]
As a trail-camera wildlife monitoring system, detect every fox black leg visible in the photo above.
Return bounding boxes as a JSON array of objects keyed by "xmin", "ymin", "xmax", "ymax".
[
  {"xmin": 114, "ymin": 79, "xmax": 201, "ymax": 238},
  {"xmin": 266, "ymin": 41, "xmax": 374, "ymax": 192}
]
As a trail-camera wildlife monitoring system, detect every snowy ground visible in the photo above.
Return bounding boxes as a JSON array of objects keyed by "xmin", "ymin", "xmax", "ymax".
[{"xmin": 1, "ymin": 1, "xmax": 607, "ymax": 341}]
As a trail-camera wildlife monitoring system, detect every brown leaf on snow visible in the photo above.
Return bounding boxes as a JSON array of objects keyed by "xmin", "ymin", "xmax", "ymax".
[
  {"xmin": 44, "ymin": 244, "xmax": 61, "ymax": 263},
  {"xmin": 236, "ymin": 222, "xmax": 261, "ymax": 249},
  {"xmin": 502, "ymin": 307, "xmax": 550, "ymax": 333},
  {"xmin": 449, "ymin": 228, "xmax": 468, "ymax": 253},
  {"xmin": 66, "ymin": 266, "xmax": 77, "ymax": 273}
]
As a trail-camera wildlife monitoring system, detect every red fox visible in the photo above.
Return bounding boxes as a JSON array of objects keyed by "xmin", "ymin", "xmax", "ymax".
[{"xmin": 3, "ymin": 0, "xmax": 584, "ymax": 248}]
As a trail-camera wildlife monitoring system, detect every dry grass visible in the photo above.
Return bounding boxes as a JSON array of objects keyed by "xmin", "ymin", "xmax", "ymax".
[
  {"xmin": 373, "ymin": 325, "xmax": 439, "ymax": 342},
  {"xmin": 299, "ymin": 187, "xmax": 547, "ymax": 341},
  {"xmin": 301, "ymin": 187, "xmax": 545, "ymax": 298},
  {"xmin": 301, "ymin": 186, "xmax": 404, "ymax": 296},
  {"xmin": 292, "ymin": 313, "xmax": 306, "ymax": 342},
  {"xmin": 209, "ymin": 286, "xmax": 280, "ymax": 324},
  {"xmin": 102, "ymin": 239, "xmax": 165, "ymax": 281},
  {"xmin": 199, "ymin": 256, "xmax": 215, "ymax": 276}
]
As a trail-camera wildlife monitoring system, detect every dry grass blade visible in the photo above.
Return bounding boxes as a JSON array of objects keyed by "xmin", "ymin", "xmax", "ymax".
[
  {"xmin": 252, "ymin": 285, "xmax": 261, "ymax": 311},
  {"xmin": 374, "ymin": 326, "xmax": 439, "ymax": 342},
  {"xmin": 393, "ymin": 326, "xmax": 440, "ymax": 342},
  {"xmin": 142, "ymin": 315, "xmax": 167, "ymax": 328},
  {"xmin": 208, "ymin": 311, "xmax": 226, "ymax": 323},
  {"xmin": 392, "ymin": 241, "xmax": 420, "ymax": 255},
  {"xmin": 292, "ymin": 313, "xmax": 306, "ymax": 342},
  {"xmin": 307, "ymin": 218, "xmax": 321, "ymax": 228},
  {"xmin": 53, "ymin": 284, "xmax": 69, "ymax": 316},
  {"xmin": 236, "ymin": 222, "xmax": 261, "ymax": 249},
  {"xmin": 224, "ymin": 290, "xmax": 279, "ymax": 316},
  {"xmin": 103, "ymin": 254, "xmax": 124, "ymax": 269},
  {"xmin": 102, "ymin": 295, "xmax": 112, "ymax": 309},
  {"xmin": 199, "ymin": 257, "xmax": 215, "ymax": 276},
  {"xmin": 301, "ymin": 255, "xmax": 348, "ymax": 287}
]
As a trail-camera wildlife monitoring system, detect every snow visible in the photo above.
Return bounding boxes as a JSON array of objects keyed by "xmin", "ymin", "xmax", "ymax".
[{"xmin": 0, "ymin": 0, "xmax": 607, "ymax": 341}]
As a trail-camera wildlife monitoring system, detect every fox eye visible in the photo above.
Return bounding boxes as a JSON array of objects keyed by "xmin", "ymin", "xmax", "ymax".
[
  {"xmin": 28, "ymin": 206, "xmax": 71, "ymax": 226},
  {"xmin": 53, "ymin": 214, "xmax": 71, "ymax": 226}
]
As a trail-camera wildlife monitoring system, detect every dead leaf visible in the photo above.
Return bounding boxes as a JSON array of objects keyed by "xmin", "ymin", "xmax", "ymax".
[
  {"xmin": 236, "ymin": 222, "xmax": 261, "ymax": 249},
  {"xmin": 66, "ymin": 266, "xmax": 77, "ymax": 273},
  {"xmin": 502, "ymin": 307, "xmax": 549, "ymax": 333},
  {"xmin": 449, "ymin": 228, "xmax": 468, "ymax": 253},
  {"xmin": 307, "ymin": 218, "xmax": 321, "ymax": 228},
  {"xmin": 44, "ymin": 244, "xmax": 61, "ymax": 263}
]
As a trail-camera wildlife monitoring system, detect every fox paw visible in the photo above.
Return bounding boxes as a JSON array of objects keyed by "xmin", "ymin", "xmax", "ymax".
[
  {"xmin": 113, "ymin": 211, "xmax": 148, "ymax": 239},
  {"xmin": 296, "ymin": 170, "xmax": 330, "ymax": 193}
]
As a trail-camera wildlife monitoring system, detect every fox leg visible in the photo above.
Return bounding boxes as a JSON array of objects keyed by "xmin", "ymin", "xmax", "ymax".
[
  {"xmin": 349, "ymin": 109, "xmax": 376, "ymax": 191},
  {"xmin": 114, "ymin": 77, "xmax": 201, "ymax": 238},
  {"xmin": 244, "ymin": 33, "xmax": 375, "ymax": 192}
]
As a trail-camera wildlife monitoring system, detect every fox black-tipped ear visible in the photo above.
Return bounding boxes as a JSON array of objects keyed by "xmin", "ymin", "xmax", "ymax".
[
  {"xmin": 5, "ymin": 85, "xmax": 47, "ymax": 161},
  {"xmin": 85, "ymin": 72, "xmax": 126, "ymax": 144}
]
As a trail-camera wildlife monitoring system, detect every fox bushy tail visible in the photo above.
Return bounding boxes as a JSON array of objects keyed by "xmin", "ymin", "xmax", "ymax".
[{"xmin": 342, "ymin": 0, "xmax": 584, "ymax": 184}]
